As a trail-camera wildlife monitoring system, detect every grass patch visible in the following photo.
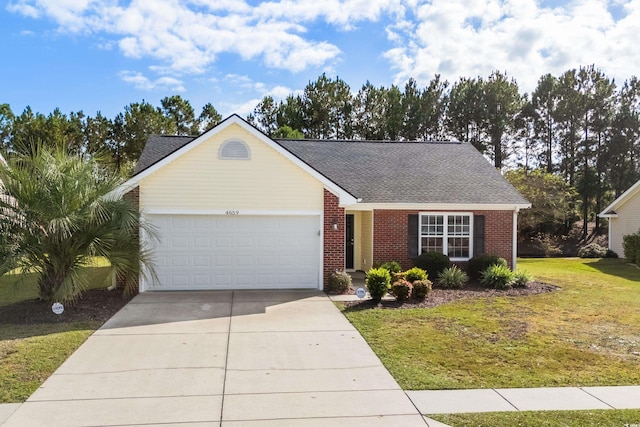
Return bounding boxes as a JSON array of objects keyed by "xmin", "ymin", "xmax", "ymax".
[
  {"xmin": 0, "ymin": 323, "xmax": 98, "ymax": 402},
  {"xmin": 342, "ymin": 258, "xmax": 640, "ymax": 390},
  {"xmin": 429, "ymin": 409, "xmax": 640, "ymax": 426},
  {"xmin": 0, "ymin": 261, "xmax": 118, "ymax": 403}
]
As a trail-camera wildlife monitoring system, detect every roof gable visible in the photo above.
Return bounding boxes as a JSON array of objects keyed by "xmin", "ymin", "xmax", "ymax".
[
  {"xmin": 120, "ymin": 115, "xmax": 357, "ymax": 205},
  {"xmin": 600, "ymin": 178, "xmax": 640, "ymax": 217}
]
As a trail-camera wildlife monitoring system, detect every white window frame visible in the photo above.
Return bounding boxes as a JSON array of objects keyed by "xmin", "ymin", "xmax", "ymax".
[{"xmin": 418, "ymin": 212, "xmax": 473, "ymax": 261}]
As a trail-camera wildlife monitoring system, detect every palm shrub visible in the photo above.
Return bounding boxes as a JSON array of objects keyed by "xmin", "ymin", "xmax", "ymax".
[
  {"xmin": 0, "ymin": 145, "xmax": 156, "ymax": 303},
  {"xmin": 480, "ymin": 264, "xmax": 515, "ymax": 289},
  {"xmin": 413, "ymin": 252, "xmax": 450, "ymax": 278},
  {"xmin": 404, "ymin": 267, "xmax": 427, "ymax": 283},
  {"xmin": 366, "ymin": 267, "xmax": 391, "ymax": 303},
  {"xmin": 438, "ymin": 265, "xmax": 468, "ymax": 288},
  {"xmin": 467, "ymin": 254, "xmax": 508, "ymax": 281},
  {"xmin": 412, "ymin": 279, "xmax": 432, "ymax": 300}
]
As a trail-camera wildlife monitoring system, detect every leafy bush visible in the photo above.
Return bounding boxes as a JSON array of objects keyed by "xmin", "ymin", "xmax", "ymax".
[
  {"xmin": 622, "ymin": 231, "xmax": 640, "ymax": 264},
  {"xmin": 366, "ymin": 267, "xmax": 391, "ymax": 303},
  {"xmin": 480, "ymin": 264, "xmax": 515, "ymax": 289},
  {"xmin": 637, "ymin": 251, "xmax": 640, "ymax": 267},
  {"xmin": 467, "ymin": 254, "xmax": 508, "ymax": 281},
  {"xmin": 577, "ymin": 243, "xmax": 607, "ymax": 258},
  {"xmin": 513, "ymin": 270, "xmax": 533, "ymax": 288},
  {"xmin": 379, "ymin": 261, "xmax": 402, "ymax": 273},
  {"xmin": 438, "ymin": 265, "xmax": 468, "ymax": 288},
  {"xmin": 412, "ymin": 279, "xmax": 432, "ymax": 300},
  {"xmin": 391, "ymin": 271, "xmax": 406, "ymax": 283},
  {"xmin": 413, "ymin": 252, "xmax": 450, "ymax": 278},
  {"xmin": 391, "ymin": 279, "xmax": 412, "ymax": 301},
  {"xmin": 326, "ymin": 271, "xmax": 352, "ymax": 294},
  {"xmin": 404, "ymin": 267, "xmax": 428, "ymax": 283},
  {"xmin": 604, "ymin": 249, "xmax": 618, "ymax": 258}
]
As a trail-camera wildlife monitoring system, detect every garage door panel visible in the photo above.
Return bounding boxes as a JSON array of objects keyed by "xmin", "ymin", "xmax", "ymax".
[{"xmin": 146, "ymin": 215, "xmax": 320, "ymax": 290}]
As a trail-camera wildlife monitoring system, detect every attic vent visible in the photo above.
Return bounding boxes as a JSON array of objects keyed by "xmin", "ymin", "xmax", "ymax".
[{"xmin": 219, "ymin": 139, "xmax": 250, "ymax": 160}]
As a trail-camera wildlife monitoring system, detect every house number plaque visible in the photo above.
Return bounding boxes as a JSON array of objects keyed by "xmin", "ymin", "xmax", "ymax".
[{"xmin": 225, "ymin": 210, "xmax": 239, "ymax": 215}]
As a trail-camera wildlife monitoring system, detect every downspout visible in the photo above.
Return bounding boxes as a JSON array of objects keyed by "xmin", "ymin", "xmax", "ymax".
[{"xmin": 512, "ymin": 208, "xmax": 519, "ymax": 270}]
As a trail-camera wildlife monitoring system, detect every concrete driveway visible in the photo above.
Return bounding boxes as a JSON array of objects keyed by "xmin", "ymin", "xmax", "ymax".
[{"xmin": 4, "ymin": 290, "xmax": 435, "ymax": 426}]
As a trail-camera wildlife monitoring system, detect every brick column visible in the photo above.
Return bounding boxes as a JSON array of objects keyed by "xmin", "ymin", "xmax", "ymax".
[{"xmin": 323, "ymin": 189, "xmax": 345, "ymax": 291}]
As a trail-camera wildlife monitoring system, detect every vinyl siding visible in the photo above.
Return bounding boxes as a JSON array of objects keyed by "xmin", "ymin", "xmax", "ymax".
[
  {"xmin": 139, "ymin": 124, "xmax": 324, "ymax": 211},
  {"xmin": 361, "ymin": 211, "xmax": 373, "ymax": 272},
  {"xmin": 610, "ymin": 190, "xmax": 640, "ymax": 257}
]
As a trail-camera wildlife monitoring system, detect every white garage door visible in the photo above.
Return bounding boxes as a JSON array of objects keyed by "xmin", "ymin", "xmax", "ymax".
[{"xmin": 145, "ymin": 214, "xmax": 321, "ymax": 290}]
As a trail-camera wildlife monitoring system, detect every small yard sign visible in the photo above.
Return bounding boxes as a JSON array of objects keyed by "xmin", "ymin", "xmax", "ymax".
[
  {"xmin": 356, "ymin": 287, "xmax": 366, "ymax": 299},
  {"xmin": 51, "ymin": 302, "xmax": 64, "ymax": 315}
]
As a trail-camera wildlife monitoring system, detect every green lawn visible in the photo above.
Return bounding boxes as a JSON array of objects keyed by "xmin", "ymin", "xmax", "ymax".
[
  {"xmin": 429, "ymin": 409, "xmax": 640, "ymax": 427},
  {"xmin": 0, "ymin": 263, "xmax": 112, "ymax": 402},
  {"xmin": 342, "ymin": 258, "xmax": 640, "ymax": 390}
]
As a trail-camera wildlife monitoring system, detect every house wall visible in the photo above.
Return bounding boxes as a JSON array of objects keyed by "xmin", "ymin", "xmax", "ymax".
[
  {"xmin": 324, "ymin": 190, "xmax": 345, "ymax": 289},
  {"xmin": 361, "ymin": 211, "xmax": 373, "ymax": 272},
  {"xmin": 610, "ymin": 193, "xmax": 640, "ymax": 257},
  {"xmin": 372, "ymin": 209, "xmax": 514, "ymax": 270},
  {"xmin": 139, "ymin": 123, "xmax": 324, "ymax": 211}
]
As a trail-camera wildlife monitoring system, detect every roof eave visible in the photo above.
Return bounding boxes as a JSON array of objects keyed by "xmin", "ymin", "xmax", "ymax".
[
  {"xmin": 343, "ymin": 202, "xmax": 531, "ymax": 211},
  {"xmin": 599, "ymin": 179, "xmax": 640, "ymax": 217}
]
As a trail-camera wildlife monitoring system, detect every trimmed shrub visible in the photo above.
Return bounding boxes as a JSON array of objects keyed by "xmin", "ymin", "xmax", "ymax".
[
  {"xmin": 412, "ymin": 279, "xmax": 432, "ymax": 300},
  {"xmin": 513, "ymin": 270, "xmax": 533, "ymax": 288},
  {"xmin": 380, "ymin": 261, "xmax": 402, "ymax": 273},
  {"xmin": 468, "ymin": 254, "xmax": 508, "ymax": 281},
  {"xmin": 438, "ymin": 265, "xmax": 468, "ymax": 288},
  {"xmin": 480, "ymin": 264, "xmax": 515, "ymax": 289},
  {"xmin": 391, "ymin": 279, "xmax": 412, "ymax": 301},
  {"xmin": 622, "ymin": 231, "xmax": 640, "ymax": 264},
  {"xmin": 391, "ymin": 271, "xmax": 407, "ymax": 283},
  {"xmin": 404, "ymin": 267, "xmax": 428, "ymax": 283},
  {"xmin": 326, "ymin": 271, "xmax": 352, "ymax": 294},
  {"xmin": 413, "ymin": 252, "xmax": 450, "ymax": 278},
  {"xmin": 577, "ymin": 243, "xmax": 607, "ymax": 258},
  {"xmin": 604, "ymin": 249, "xmax": 619, "ymax": 258},
  {"xmin": 366, "ymin": 267, "xmax": 391, "ymax": 303}
]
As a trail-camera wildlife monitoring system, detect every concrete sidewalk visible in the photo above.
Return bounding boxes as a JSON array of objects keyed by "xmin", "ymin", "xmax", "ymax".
[
  {"xmin": 3, "ymin": 290, "xmax": 435, "ymax": 427},
  {"xmin": 407, "ymin": 385, "xmax": 640, "ymax": 414}
]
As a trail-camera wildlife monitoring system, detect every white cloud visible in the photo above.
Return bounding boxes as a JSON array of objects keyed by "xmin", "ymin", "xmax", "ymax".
[
  {"xmin": 384, "ymin": 0, "xmax": 640, "ymax": 93},
  {"xmin": 119, "ymin": 70, "xmax": 185, "ymax": 92},
  {"xmin": 7, "ymin": 0, "xmax": 400, "ymax": 76}
]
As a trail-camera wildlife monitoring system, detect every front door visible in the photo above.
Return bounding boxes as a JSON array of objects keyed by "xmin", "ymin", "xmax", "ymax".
[{"xmin": 345, "ymin": 214, "xmax": 354, "ymax": 270}]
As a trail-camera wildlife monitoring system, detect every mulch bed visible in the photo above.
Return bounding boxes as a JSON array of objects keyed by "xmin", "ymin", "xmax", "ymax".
[
  {"xmin": 0, "ymin": 288, "xmax": 134, "ymax": 325},
  {"xmin": 343, "ymin": 281, "xmax": 560, "ymax": 310}
]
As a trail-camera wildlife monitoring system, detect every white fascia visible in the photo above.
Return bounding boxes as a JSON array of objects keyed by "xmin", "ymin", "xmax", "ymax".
[{"xmin": 345, "ymin": 202, "xmax": 531, "ymax": 211}]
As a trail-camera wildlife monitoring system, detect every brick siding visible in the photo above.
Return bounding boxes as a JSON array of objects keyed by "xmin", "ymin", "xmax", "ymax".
[
  {"xmin": 372, "ymin": 209, "xmax": 514, "ymax": 270},
  {"xmin": 323, "ymin": 189, "xmax": 345, "ymax": 290}
]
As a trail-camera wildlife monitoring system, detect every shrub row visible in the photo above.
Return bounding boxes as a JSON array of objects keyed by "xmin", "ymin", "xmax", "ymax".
[
  {"xmin": 623, "ymin": 230, "xmax": 640, "ymax": 266},
  {"xmin": 366, "ymin": 265, "xmax": 432, "ymax": 303}
]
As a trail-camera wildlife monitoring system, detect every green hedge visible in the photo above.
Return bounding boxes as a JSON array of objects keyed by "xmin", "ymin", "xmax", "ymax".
[{"xmin": 622, "ymin": 231, "xmax": 640, "ymax": 265}]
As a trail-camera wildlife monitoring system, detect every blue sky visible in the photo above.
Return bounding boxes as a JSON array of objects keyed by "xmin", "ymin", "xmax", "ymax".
[{"xmin": 2, "ymin": 0, "xmax": 639, "ymax": 120}]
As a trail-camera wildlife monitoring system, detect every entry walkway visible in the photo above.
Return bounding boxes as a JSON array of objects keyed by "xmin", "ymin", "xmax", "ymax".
[{"xmin": 3, "ymin": 290, "xmax": 434, "ymax": 426}]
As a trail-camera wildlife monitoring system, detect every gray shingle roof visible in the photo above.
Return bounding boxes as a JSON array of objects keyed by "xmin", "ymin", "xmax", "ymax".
[
  {"xmin": 134, "ymin": 134, "xmax": 528, "ymax": 205},
  {"xmin": 277, "ymin": 139, "xmax": 528, "ymax": 204},
  {"xmin": 134, "ymin": 135, "xmax": 194, "ymax": 175}
]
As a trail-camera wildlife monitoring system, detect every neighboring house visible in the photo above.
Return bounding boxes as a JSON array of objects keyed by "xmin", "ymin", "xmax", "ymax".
[
  {"xmin": 599, "ymin": 179, "xmax": 640, "ymax": 257},
  {"xmin": 119, "ymin": 115, "xmax": 530, "ymax": 292}
]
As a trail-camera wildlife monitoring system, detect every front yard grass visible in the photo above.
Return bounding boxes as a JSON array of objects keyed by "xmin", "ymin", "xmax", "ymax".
[
  {"xmin": 429, "ymin": 409, "xmax": 640, "ymax": 427},
  {"xmin": 0, "ymin": 263, "xmax": 122, "ymax": 403},
  {"xmin": 342, "ymin": 258, "xmax": 640, "ymax": 390}
]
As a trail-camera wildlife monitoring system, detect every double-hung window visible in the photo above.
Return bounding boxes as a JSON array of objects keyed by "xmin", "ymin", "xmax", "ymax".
[{"xmin": 419, "ymin": 213, "xmax": 472, "ymax": 261}]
